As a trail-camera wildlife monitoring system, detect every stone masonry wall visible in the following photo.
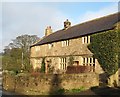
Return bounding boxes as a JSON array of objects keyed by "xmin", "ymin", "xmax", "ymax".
[
  {"xmin": 30, "ymin": 36, "xmax": 104, "ymax": 74},
  {"xmin": 31, "ymin": 37, "xmax": 92, "ymax": 58},
  {"xmin": 3, "ymin": 73, "xmax": 99, "ymax": 95}
]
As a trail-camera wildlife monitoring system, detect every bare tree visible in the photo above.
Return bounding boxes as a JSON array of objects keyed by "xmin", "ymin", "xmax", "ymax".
[{"xmin": 3, "ymin": 34, "xmax": 39, "ymax": 72}]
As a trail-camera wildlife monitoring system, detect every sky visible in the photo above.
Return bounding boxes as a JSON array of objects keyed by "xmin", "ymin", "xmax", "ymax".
[{"xmin": 0, "ymin": 0, "xmax": 119, "ymax": 52}]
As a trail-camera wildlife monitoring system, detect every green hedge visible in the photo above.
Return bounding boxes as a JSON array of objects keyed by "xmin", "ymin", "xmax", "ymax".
[
  {"xmin": 40, "ymin": 57, "xmax": 45, "ymax": 73},
  {"xmin": 88, "ymin": 29, "xmax": 119, "ymax": 75}
]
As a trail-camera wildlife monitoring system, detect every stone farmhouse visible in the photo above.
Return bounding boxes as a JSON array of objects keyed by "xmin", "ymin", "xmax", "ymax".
[{"xmin": 30, "ymin": 12, "xmax": 120, "ymax": 74}]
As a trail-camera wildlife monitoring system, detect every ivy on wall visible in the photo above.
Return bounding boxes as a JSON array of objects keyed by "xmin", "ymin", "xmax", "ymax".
[
  {"xmin": 68, "ymin": 55, "xmax": 74, "ymax": 66},
  {"xmin": 88, "ymin": 29, "xmax": 120, "ymax": 75},
  {"xmin": 40, "ymin": 57, "xmax": 46, "ymax": 73}
]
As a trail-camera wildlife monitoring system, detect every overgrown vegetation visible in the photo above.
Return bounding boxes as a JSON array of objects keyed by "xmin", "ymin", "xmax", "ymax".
[
  {"xmin": 40, "ymin": 57, "xmax": 46, "ymax": 73},
  {"xmin": 2, "ymin": 34, "xmax": 39, "ymax": 73},
  {"xmin": 88, "ymin": 29, "xmax": 119, "ymax": 75},
  {"xmin": 68, "ymin": 55, "xmax": 74, "ymax": 66}
]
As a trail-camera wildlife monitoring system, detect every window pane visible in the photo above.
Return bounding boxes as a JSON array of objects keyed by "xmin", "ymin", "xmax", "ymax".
[
  {"xmin": 90, "ymin": 58, "xmax": 92, "ymax": 63},
  {"xmin": 93, "ymin": 58, "xmax": 95, "ymax": 63}
]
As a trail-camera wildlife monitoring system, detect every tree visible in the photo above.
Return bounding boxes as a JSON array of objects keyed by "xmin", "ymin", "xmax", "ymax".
[
  {"xmin": 2, "ymin": 48, "xmax": 22, "ymax": 72},
  {"xmin": 3, "ymin": 34, "xmax": 39, "ymax": 72},
  {"xmin": 8, "ymin": 35, "xmax": 39, "ymax": 52}
]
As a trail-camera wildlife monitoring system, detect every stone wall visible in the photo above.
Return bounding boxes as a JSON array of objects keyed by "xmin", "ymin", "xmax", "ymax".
[
  {"xmin": 108, "ymin": 69, "xmax": 120, "ymax": 87},
  {"xmin": 3, "ymin": 73, "xmax": 99, "ymax": 95},
  {"xmin": 30, "ymin": 37, "xmax": 92, "ymax": 58},
  {"xmin": 30, "ymin": 36, "xmax": 104, "ymax": 74}
]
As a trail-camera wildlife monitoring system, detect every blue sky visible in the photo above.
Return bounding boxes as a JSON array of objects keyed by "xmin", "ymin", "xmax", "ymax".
[{"xmin": 1, "ymin": 1, "xmax": 119, "ymax": 52}]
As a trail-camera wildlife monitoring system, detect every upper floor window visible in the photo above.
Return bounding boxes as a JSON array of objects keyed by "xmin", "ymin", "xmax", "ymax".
[
  {"xmin": 35, "ymin": 46, "xmax": 40, "ymax": 51},
  {"xmin": 82, "ymin": 36, "xmax": 90, "ymax": 44},
  {"xmin": 62, "ymin": 40, "xmax": 69, "ymax": 47},
  {"xmin": 48, "ymin": 43, "xmax": 54, "ymax": 49}
]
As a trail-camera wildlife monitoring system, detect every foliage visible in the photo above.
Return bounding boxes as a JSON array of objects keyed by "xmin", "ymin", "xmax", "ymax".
[
  {"xmin": 118, "ymin": 29, "xmax": 120, "ymax": 69},
  {"xmin": 68, "ymin": 55, "xmax": 74, "ymax": 66},
  {"xmin": 2, "ymin": 34, "xmax": 39, "ymax": 72},
  {"xmin": 88, "ymin": 29, "xmax": 119, "ymax": 75},
  {"xmin": 68, "ymin": 86, "xmax": 85, "ymax": 93},
  {"xmin": 7, "ymin": 34, "xmax": 39, "ymax": 51},
  {"xmin": 40, "ymin": 57, "xmax": 46, "ymax": 73},
  {"xmin": 2, "ymin": 48, "xmax": 22, "ymax": 72},
  {"xmin": 53, "ymin": 88, "xmax": 65, "ymax": 94}
]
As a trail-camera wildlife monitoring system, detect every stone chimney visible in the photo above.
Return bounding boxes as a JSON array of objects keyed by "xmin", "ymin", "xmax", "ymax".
[
  {"xmin": 45, "ymin": 26, "xmax": 52, "ymax": 36},
  {"xmin": 64, "ymin": 19, "xmax": 71, "ymax": 30}
]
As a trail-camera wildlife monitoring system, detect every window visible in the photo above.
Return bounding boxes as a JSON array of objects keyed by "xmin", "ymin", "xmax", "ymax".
[
  {"xmin": 82, "ymin": 36, "xmax": 90, "ymax": 44},
  {"xmin": 82, "ymin": 57, "xmax": 95, "ymax": 72},
  {"xmin": 82, "ymin": 57, "xmax": 95, "ymax": 66},
  {"xmin": 35, "ymin": 46, "xmax": 40, "ymax": 51},
  {"xmin": 60, "ymin": 57, "xmax": 67, "ymax": 70},
  {"xmin": 48, "ymin": 43, "xmax": 54, "ymax": 49},
  {"xmin": 83, "ymin": 58, "xmax": 85, "ymax": 66},
  {"xmin": 35, "ymin": 59, "xmax": 41, "ymax": 68},
  {"xmin": 62, "ymin": 40, "xmax": 69, "ymax": 47}
]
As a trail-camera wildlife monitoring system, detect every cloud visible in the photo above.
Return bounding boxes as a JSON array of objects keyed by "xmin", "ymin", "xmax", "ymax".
[
  {"xmin": 2, "ymin": 2, "xmax": 67, "ymax": 52},
  {"xmin": 2, "ymin": 0, "xmax": 120, "ymax": 2},
  {"xmin": 1, "ymin": 2, "xmax": 119, "ymax": 52},
  {"xmin": 78, "ymin": 3, "xmax": 118, "ymax": 23}
]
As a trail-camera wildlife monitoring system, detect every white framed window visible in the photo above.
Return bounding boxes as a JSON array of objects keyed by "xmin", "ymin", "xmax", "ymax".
[
  {"xmin": 82, "ymin": 57, "xmax": 95, "ymax": 72},
  {"xmin": 60, "ymin": 57, "xmax": 67, "ymax": 70},
  {"xmin": 62, "ymin": 40, "xmax": 69, "ymax": 47},
  {"xmin": 82, "ymin": 36, "xmax": 90, "ymax": 44},
  {"xmin": 35, "ymin": 59, "xmax": 41, "ymax": 68},
  {"xmin": 48, "ymin": 43, "xmax": 54, "ymax": 49},
  {"xmin": 35, "ymin": 46, "xmax": 40, "ymax": 51},
  {"xmin": 82, "ymin": 57, "xmax": 95, "ymax": 66}
]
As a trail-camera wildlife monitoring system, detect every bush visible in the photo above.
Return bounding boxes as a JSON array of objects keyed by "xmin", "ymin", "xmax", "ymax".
[{"xmin": 69, "ymin": 87, "xmax": 85, "ymax": 93}]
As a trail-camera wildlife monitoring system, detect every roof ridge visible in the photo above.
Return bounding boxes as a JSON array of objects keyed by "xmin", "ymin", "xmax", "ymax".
[
  {"xmin": 68, "ymin": 12, "xmax": 119, "ymax": 30},
  {"xmin": 31, "ymin": 12, "xmax": 120, "ymax": 47}
]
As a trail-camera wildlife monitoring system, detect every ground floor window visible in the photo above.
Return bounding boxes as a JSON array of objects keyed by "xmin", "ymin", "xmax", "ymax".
[
  {"xmin": 35, "ymin": 59, "xmax": 41, "ymax": 68},
  {"xmin": 83, "ymin": 57, "xmax": 95, "ymax": 65},
  {"xmin": 83, "ymin": 57, "xmax": 95, "ymax": 72},
  {"xmin": 60, "ymin": 57, "xmax": 67, "ymax": 70}
]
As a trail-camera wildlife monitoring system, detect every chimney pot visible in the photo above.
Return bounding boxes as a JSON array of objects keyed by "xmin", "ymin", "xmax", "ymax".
[{"xmin": 64, "ymin": 19, "xmax": 71, "ymax": 30}]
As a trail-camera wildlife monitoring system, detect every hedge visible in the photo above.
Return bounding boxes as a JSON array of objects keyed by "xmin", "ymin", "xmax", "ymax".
[{"xmin": 88, "ymin": 29, "xmax": 119, "ymax": 75}]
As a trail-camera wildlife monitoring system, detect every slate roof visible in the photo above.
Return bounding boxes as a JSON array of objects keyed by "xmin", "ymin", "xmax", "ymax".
[{"xmin": 31, "ymin": 12, "xmax": 120, "ymax": 47}]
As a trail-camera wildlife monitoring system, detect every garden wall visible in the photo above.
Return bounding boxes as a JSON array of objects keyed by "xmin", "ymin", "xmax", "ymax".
[{"xmin": 3, "ymin": 73, "xmax": 99, "ymax": 95}]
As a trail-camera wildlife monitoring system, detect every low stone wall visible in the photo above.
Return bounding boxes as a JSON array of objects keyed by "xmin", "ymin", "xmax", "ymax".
[
  {"xmin": 108, "ymin": 69, "xmax": 120, "ymax": 87},
  {"xmin": 3, "ymin": 73, "xmax": 99, "ymax": 95}
]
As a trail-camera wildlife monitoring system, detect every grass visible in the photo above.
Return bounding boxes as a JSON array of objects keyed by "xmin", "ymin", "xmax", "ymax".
[{"xmin": 69, "ymin": 87, "xmax": 85, "ymax": 93}]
